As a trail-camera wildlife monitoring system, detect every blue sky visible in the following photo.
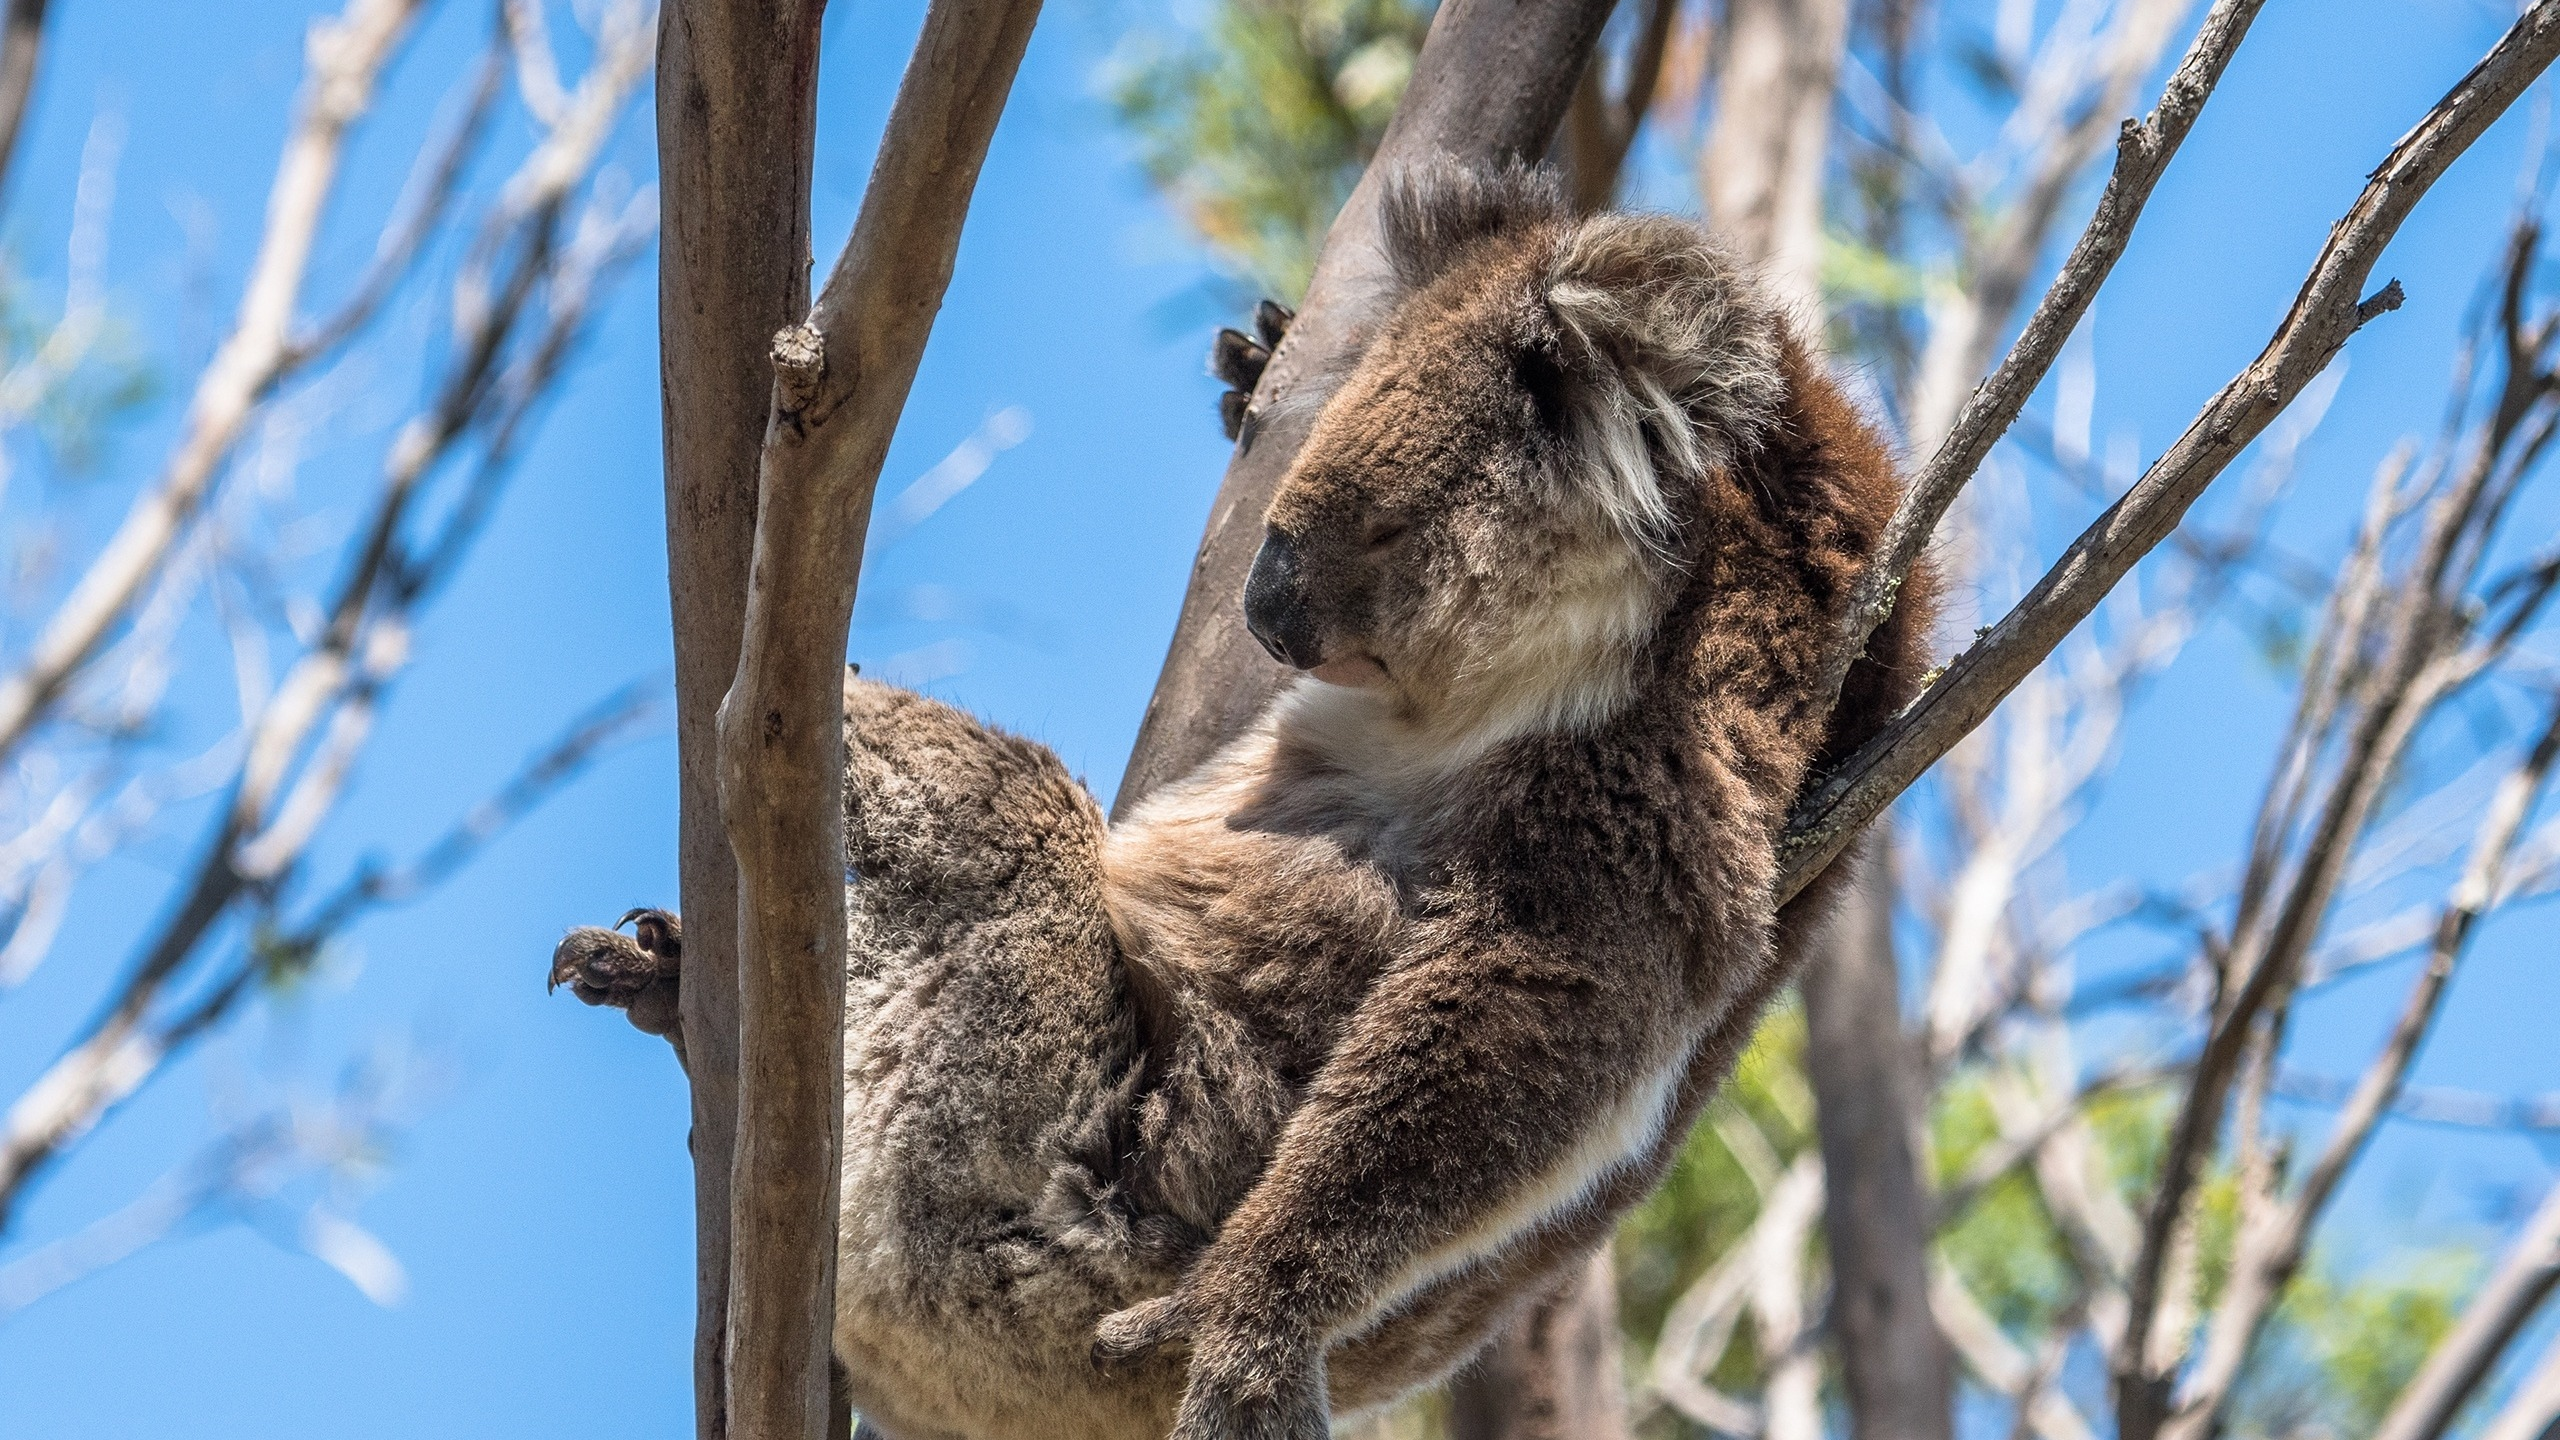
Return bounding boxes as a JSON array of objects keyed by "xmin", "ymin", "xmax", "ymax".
[{"xmin": 0, "ymin": 0, "xmax": 2554, "ymax": 1436}]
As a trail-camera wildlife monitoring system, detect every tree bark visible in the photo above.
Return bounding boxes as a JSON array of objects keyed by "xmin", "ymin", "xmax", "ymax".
[
  {"xmin": 1446, "ymin": 1251, "xmax": 1632, "ymax": 1440},
  {"xmin": 657, "ymin": 3, "xmax": 826, "ymax": 1436},
  {"xmin": 1801, "ymin": 839, "xmax": 1955, "ymax": 1440}
]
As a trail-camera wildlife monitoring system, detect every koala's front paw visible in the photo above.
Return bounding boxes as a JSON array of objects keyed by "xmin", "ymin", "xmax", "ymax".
[
  {"xmin": 1212, "ymin": 299, "xmax": 1294, "ymax": 447},
  {"xmin": 1097, "ymin": 1292, "xmax": 1325, "ymax": 1440},
  {"xmin": 1171, "ymin": 1342, "xmax": 1327, "ymax": 1440},
  {"xmin": 550, "ymin": 908, "xmax": 682, "ymax": 1038}
]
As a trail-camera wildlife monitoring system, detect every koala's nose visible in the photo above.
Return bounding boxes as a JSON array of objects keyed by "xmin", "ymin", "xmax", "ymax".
[{"xmin": 1243, "ymin": 528, "xmax": 1322, "ymax": 670}]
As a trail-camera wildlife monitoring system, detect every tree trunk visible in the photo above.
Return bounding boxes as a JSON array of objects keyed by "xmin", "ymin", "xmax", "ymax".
[
  {"xmin": 1800, "ymin": 839, "xmax": 1955, "ymax": 1440},
  {"xmin": 657, "ymin": 4, "xmax": 826, "ymax": 1436},
  {"xmin": 1446, "ymin": 1251, "xmax": 1632, "ymax": 1440}
]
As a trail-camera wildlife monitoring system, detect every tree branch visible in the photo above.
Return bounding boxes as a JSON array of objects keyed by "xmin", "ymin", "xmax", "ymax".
[
  {"xmin": 1805, "ymin": 0, "xmax": 2264, "ymax": 735},
  {"xmin": 1778, "ymin": 1, "xmax": 2560, "ymax": 911},
  {"xmin": 0, "ymin": 35, "xmax": 650, "ymax": 1231},
  {"xmin": 713, "ymin": 0, "xmax": 1041, "ymax": 1434},
  {"xmin": 652, "ymin": 1, "xmax": 826, "ymax": 1429},
  {"xmin": 0, "ymin": 0, "xmax": 430, "ymax": 768}
]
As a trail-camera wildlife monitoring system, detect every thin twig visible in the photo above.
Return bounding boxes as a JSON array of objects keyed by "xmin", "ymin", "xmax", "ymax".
[
  {"xmin": 1808, "ymin": 0, "xmax": 2267, "ymax": 719},
  {"xmin": 0, "ymin": 0, "xmax": 429, "ymax": 766}
]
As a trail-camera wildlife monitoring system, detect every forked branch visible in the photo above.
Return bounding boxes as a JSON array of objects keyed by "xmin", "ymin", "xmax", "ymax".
[
  {"xmin": 1778, "ymin": 0, "xmax": 2560, "ymax": 904},
  {"xmin": 713, "ymin": 0, "xmax": 1043, "ymax": 1436}
]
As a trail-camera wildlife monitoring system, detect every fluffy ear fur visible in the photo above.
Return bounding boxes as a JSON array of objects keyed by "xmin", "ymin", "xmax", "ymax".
[
  {"xmin": 1539, "ymin": 215, "xmax": 1790, "ymax": 550},
  {"xmin": 1376, "ymin": 158, "xmax": 1568, "ymax": 295},
  {"xmin": 1371, "ymin": 162, "xmax": 1798, "ymax": 555}
]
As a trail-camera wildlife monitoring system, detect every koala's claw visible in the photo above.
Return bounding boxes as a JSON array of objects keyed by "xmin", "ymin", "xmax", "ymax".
[
  {"xmin": 1169, "ymin": 1347, "xmax": 1328, "ymax": 1440},
  {"xmin": 1212, "ymin": 299, "xmax": 1295, "ymax": 445},
  {"xmin": 550, "ymin": 907, "xmax": 683, "ymax": 1037},
  {"xmin": 1252, "ymin": 298, "xmax": 1292, "ymax": 349}
]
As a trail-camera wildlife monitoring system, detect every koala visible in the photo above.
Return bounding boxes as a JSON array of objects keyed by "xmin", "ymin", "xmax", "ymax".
[{"xmin": 553, "ymin": 163, "xmax": 1933, "ymax": 1440}]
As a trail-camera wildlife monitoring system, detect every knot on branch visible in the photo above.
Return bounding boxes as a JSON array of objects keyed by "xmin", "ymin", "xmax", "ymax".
[
  {"xmin": 771, "ymin": 323, "xmax": 828, "ymax": 414},
  {"xmin": 2116, "ymin": 115, "xmax": 2152, "ymax": 161},
  {"xmin": 2358, "ymin": 279, "xmax": 2408, "ymax": 327}
]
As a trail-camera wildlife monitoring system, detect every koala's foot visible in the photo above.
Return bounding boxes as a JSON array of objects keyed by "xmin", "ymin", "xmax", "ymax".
[
  {"xmin": 550, "ymin": 907, "xmax": 682, "ymax": 1040},
  {"xmin": 1212, "ymin": 299, "xmax": 1294, "ymax": 445},
  {"xmin": 1097, "ymin": 1294, "xmax": 1326, "ymax": 1440}
]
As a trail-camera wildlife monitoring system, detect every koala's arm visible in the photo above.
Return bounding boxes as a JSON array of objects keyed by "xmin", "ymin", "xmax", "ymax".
[
  {"xmin": 1100, "ymin": 935, "xmax": 1668, "ymax": 1438},
  {"xmin": 552, "ymin": 673, "xmax": 1101, "ymax": 1055}
]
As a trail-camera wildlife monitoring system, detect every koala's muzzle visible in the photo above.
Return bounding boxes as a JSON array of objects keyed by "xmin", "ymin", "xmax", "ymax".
[{"xmin": 1244, "ymin": 528, "xmax": 1323, "ymax": 670}]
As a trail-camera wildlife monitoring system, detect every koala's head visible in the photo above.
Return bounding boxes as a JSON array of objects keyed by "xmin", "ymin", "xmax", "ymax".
[{"xmin": 1242, "ymin": 163, "xmax": 1792, "ymax": 743}]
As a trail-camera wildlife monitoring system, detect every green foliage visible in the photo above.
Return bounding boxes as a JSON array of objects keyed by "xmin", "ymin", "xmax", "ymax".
[
  {"xmin": 2222, "ymin": 1249, "xmax": 2474, "ymax": 1440},
  {"xmin": 0, "ymin": 258, "xmax": 156, "ymax": 477},
  {"xmin": 1821, "ymin": 232, "xmax": 1933, "ymax": 313},
  {"xmin": 2288, "ymin": 1253, "xmax": 2471, "ymax": 1433},
  {"xmin": 1617, "ymin": 1005, "xmax": 1816, "ymax": 1376},
  {"xmin": 1107, "ymin": 0, "xmax": 1430, "ymax": 301},
  {"xmin": 1931, "ymin": 1074, "xmax": 2078, "ymax": 1333}
]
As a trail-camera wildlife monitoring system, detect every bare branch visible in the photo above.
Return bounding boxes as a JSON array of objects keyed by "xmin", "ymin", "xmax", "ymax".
[
  {"xmin": 1901, "ymin": 0, "xmax": 2196, "ymax": 458},
  {"xmin": 2162, "ymin": 696, "xmax": 2560, "ymax": 1440},
  {"xmin": 1779, "ymin": 2, "xmax": 2560, "ymax": 909},
  {"xmin": 0, "ymin": 14, "xmax": 652, "ymax": 1232},
  {"xmin": 0, "ymin": 0, "xmax": 429, "ymax": 767},
  {"xmin": 0, "ymin": 673, "xmax": 654, "ymax": 1228},
  {"xmin": 714, "ymin": 0, "xmax": 1040, "ymax": 1432},
  {"xmin": 2373, "ymin": 1178, "xmax": 2560, "ymax": 1440},
  {"xmin": 1806, "ymin": 0, "xmax": 2264, "ymax": 736}
]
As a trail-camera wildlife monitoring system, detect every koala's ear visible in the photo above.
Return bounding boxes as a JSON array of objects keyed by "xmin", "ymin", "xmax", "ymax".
[
  {"xmin": 1530, "ymin": 215, "xmax": 1795, "ymax": 546},
  {"xmin": 1377, "ymin": 158, "xmax": 1569, "ymax": 298}
]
